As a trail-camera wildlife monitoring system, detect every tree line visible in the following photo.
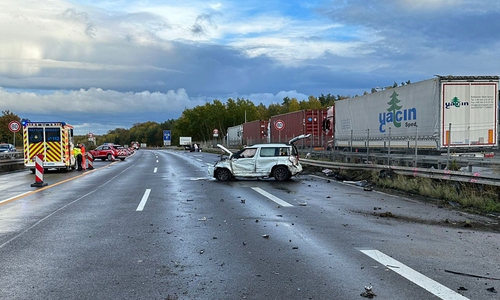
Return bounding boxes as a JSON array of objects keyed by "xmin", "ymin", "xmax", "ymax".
[
  {"xmin": 1, "ymin": 81, "xmax": 410, "ymax": 149},
  {"xmin": 0, "ymin": 94, "xmax": 339, "ymax": 149}
]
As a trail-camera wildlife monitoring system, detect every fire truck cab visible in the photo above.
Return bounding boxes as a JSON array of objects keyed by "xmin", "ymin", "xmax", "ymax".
[{"xmin": 23, "ymin": 121, "xmax": 77, "ymax": 173}]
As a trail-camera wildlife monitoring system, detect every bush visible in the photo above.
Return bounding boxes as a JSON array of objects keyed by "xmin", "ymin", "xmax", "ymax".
[{"xmin": 374, "ymin": 172, "xmax": 500, "ymax": 213}]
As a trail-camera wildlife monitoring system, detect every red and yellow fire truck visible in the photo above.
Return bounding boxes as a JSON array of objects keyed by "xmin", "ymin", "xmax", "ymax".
[{"xmin": 23, "ymin": 121, "xmax": 76, "ymax": 172}]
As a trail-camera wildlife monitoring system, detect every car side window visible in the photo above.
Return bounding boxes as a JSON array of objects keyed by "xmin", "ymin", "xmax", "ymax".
[
  {"xmin": 239, "ymin": 148, "xmax": 257, "ymax": 158},
  {"xmin": 279, "ymin": 147, "xmax": 290, "ymax": 156},
  {"xmin": 260, "ymin": 147, "xmax": 276, "ymax": 157}
]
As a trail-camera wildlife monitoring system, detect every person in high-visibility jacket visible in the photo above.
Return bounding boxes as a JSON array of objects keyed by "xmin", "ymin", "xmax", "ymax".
[
  {"xmin": 73, "ymin": 145, "xmax": 82, "ymax": 171},
  {"xmin": 80, "ymin": 143, "xmax": 86, "ymax": 170}
]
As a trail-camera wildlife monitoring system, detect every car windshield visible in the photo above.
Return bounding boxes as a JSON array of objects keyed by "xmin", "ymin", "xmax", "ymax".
[{"xmin": 0, "ymin": 145, "xmax": 8, "ymax": 149}]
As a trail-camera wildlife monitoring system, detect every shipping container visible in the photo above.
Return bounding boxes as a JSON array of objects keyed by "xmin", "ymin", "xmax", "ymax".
[
  {"xmin": 269, "ymin": 109, "xmax": 328, "ymax": 149},
  {"xmin": 334, "ymin": 76, "xmax": 499, "ymax": 151},
  {"xmin": 243, "ymin": 120, "xmax": 269, "ymax": 145},
  {"xmin": 227, "ymin": 125, "xmax": 243, "ymax": 147}
]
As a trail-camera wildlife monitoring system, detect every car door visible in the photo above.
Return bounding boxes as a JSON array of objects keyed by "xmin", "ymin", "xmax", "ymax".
[
  {"xmin": 230, "ymin": 147, "xmax": 258, "ymax": 177},
  {"xmin": 255, "ymin": 147, "xmax": 279, "ymax": 175}
]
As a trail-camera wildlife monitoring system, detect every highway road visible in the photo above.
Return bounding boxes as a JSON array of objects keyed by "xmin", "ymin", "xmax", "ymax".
[{"xmin": 0, "ymin": 149, "xmax": 499, "ymax": 299}]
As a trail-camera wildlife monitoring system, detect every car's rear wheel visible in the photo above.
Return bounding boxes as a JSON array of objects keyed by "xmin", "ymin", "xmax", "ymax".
[
  {"xmin": 273, "ymin": 166, "xmax": 290, "ymax": 181},
  {"xmin": 107, "ymin": 154, "xmax": 112, "ymax": 161},
  {"xmin": 215, "ymin": 168, "xmax": 232, "ymax": 181}
]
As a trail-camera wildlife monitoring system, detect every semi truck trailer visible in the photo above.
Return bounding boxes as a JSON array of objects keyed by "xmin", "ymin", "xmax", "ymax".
[{"xmin": 332, "ymin": 75, "xmax": 499, "ymax": 153}]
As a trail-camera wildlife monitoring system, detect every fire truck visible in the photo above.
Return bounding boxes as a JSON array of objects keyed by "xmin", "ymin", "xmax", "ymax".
[{"xmin": 23, "ymin": 121, "xmax": 77, "ymax": 172}]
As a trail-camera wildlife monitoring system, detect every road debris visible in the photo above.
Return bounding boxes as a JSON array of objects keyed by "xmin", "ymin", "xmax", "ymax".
[
  {"xmin": 322, "ymin": 169, "xmax": 333, "ymax": 175},
  {"xmin": 487, "ymin": 287, "xmax": 497, "ymax": 293},
  {"xmin": 457, "ymin": 287, "xmax": 467, "ymax": 291},
  {"xmin": 241, "ymin": 199, "xmax": 246, "ymax": 204},
  {"xmin": 445, "ymin": 269, "xmax": 500, "ymax": 281},
  {"xmin": 198, "ymin": 217, "xmax": 207, "ymax": 221},
  {"xmin": 378, "ymin": 212, "xmax": 395, "ymax": 218},
  {"xmin": 262, "ymin": 234, "xmax": 270, "ymax": 238},
  {"xmin": 298, "ymin": 202, "xmax": 307, "ymax": 206},
  {"xmin": 344, "ymin": 180, "xmax": 370, "ymax": 187},
  {"xmin": 360, "ymin": 286, "xmax": 376, "ymax": 298}
]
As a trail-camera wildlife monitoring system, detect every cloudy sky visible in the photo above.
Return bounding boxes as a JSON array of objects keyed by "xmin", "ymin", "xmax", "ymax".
[{"xmin": 1, "ymin": 0, "xmax": 499, "ymax": 135}]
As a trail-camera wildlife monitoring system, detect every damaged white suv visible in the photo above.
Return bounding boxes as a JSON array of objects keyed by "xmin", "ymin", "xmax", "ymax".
[{"xmin": 208, "ymin": 134, "xmax": 310, "ymax": 181}]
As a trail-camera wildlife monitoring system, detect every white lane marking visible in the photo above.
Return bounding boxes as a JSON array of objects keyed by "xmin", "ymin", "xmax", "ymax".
[
  {"xmin": 136, "ymin": 189, "xmax": 151, "ymax": 211},
  {"xmin": 251, "ymin": 187, "xmax": 293, "ymax": 207},
  {"xmin": 156, "ymin": 160, "xmax": 159, "ymax": 163},
  {"xmin": 0, "ymin": 192, "xmax": 31, "ymax": 204},
  {"xmin": 153, "ymin": 167, "xmax": 157, "ymax": 173},
  {"xmin": 360, "ymin": 249, "xmax": 469, "ymax": 300}
]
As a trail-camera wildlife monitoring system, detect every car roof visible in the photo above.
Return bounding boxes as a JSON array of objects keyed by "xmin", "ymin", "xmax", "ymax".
[{"xmin": 247, "ymin": 143, "xmax": 291, "ymax": 148}]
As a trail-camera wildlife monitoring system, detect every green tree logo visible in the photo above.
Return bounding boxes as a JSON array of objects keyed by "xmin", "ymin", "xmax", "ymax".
[
  {"xmin": 387, "ymin": 91, "xmax": 403, "ymax": 128},
  {"xmin": 451, "ymin": 96, "xmax": 460, "ymax": 107}
]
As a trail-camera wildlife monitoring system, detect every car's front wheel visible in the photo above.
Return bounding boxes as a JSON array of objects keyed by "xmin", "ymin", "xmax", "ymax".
[
  {"xmin": 273, "ymin": 166, "xmax": 290, "ymax": 181},
  {"xmin": 215, "ymin": 168, "xmax": 232, "ymax": 181}
]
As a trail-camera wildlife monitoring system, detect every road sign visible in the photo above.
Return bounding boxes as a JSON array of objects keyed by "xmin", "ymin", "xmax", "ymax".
[
  {"xmin": 163, "ymin": 130, "xmax": 171, "ymax": 146},
  {"xmin": 274, "ymin": 119, "xmax": 285, "ymax": 131},
  {"xmin": 8, "ymin": 120, "xmax": 21, "ymax": 132}
]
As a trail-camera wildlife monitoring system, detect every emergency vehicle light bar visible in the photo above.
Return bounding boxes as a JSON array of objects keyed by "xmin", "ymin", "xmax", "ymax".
[{"xmin": 23, "ymin": 122, "xmax": 66, "ymax": 127}]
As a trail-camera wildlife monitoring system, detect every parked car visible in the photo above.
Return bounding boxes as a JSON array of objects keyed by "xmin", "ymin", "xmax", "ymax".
[
  {"xmin": 89, "ymin": 144, "xmax": 127, "ymax": 161},
  {"xmin": 112, "ymin": 145, "xmax": 130, "ymax": 159},
  {"xmin": 208, "ymin": 134, "xmax": 310, "ymax": 181},
  {"xmin": 0, "ymin": 143, "xmax": 16, "ymax": 153}
]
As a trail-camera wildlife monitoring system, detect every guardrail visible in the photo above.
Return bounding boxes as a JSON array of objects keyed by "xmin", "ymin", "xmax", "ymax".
[
  {"xmin": 300, "ymin": 158, "xmax": 500, "ymax": 187},
  {"xmin": 0, "ymin": 152, "xmax": 24, "ymax": 171}
]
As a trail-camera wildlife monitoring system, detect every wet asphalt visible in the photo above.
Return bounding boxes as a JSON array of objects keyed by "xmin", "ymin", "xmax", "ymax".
[{"xmin": 0, "ymin": 149, "xmax": 498, "ymax": 299}]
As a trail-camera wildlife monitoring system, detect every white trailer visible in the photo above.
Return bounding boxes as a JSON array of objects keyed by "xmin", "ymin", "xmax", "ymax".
[
  {"xmin": 179, "ymin": 136, "xmax": 192, "ymax": 146},
  {"xmin": 334, "ymin": 76, "xmax": 499, "ymax": 152},
  {"xmin": 227, "ymin": 125, "xmax": 243, "ymax": 147}
]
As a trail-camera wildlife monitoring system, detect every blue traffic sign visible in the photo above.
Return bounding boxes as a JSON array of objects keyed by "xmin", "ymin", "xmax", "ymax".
[{"xmin": 163, "ymin": 130, "xmax": 171, "ymax": 141}]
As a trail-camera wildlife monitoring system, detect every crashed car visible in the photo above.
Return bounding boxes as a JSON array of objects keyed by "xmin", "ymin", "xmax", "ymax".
[{"xmin": 208, "ymin": 134, "xmax": 310, "ymax": 181}]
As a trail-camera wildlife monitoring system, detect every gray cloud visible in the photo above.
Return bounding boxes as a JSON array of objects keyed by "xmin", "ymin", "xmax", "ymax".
[{"xmin": 1, "ymin": 0, "xmax": 500, "ymax": 135}]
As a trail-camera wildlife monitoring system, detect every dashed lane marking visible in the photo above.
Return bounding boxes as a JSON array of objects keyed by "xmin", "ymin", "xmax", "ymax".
[
  {"xmin": 360, "ymin": 249, "xmax": 469, "ymax": 300},
  {"xmin": 136, "ymin": 189, "xmax": 151, "ymax": 211},
  {"xmin": 251, "ymin": 187, "xmax": 293, "ymax": 207}
]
